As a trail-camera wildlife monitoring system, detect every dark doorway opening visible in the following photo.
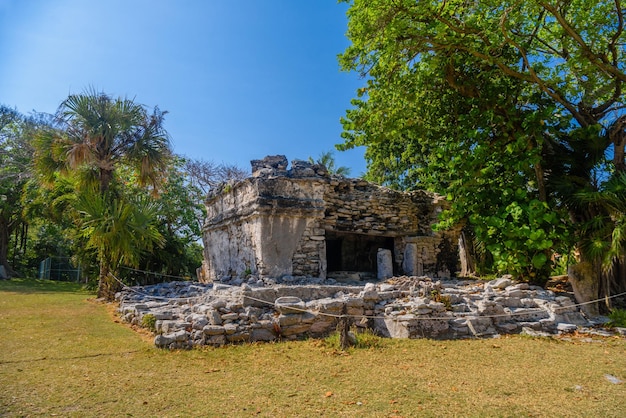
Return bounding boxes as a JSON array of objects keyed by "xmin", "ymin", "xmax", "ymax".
[{"xmin": 325, "ymin": 231, "xmax": 395, "ymax": 277}]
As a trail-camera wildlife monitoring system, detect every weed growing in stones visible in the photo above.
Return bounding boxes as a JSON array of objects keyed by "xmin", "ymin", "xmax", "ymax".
[
  {"xmin": 607, "ymin": 308, "xmax": 626, "ymax": 328},
  {"xmin": 141, "ymin": 313, "xmax": 157, "ymax": 332}
]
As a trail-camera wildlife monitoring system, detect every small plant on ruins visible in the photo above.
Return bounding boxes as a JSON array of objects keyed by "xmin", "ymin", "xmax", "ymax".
[
  {"xmin": 430, "ymin": 289, "xmax": 453, "ymax": 311},
  {"xmin": 243, "ymin": 268, "xmax": 252, "ymax": 278},
  {"xmin": 141, "ymin": 313, "xmax": 157, "ymax": 333},
  {"xmin": 606, "ymin": 309, "xmax": 626, "ymax": 328}
]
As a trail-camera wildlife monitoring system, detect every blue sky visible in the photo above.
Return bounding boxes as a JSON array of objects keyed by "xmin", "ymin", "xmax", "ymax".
[{"xmin": 0, "ymin": 0, "xmax": 367, "ymax": 175}]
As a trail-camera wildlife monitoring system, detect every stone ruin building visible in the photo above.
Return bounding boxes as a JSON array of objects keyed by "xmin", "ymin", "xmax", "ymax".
[
  {"xmin": 198, "ymin": 155, "xmax": 460, "ymax": 283},
  {"xmin": 118, "ymin": 157, "xmax": 604, "ymax": 347}
]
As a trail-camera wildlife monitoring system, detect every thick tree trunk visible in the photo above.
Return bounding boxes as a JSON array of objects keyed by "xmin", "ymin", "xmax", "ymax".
[{"xmin": 568, "ymin": 260, "xmax": 601, "ymax": 316}]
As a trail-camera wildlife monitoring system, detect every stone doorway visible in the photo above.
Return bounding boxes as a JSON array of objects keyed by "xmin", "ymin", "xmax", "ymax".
[{"xmin": 325, "ymin": 231, "xmax": 394, "ymax": 280}]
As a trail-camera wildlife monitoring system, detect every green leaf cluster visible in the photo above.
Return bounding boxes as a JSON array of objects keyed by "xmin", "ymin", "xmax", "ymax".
[{"xmin": 339, "ymin": 0, "xmax": 625, "ymax": 284}]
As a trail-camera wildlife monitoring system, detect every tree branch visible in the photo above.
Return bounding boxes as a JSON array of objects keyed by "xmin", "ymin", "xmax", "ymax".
[{"xmin": 540, "ymin": 1, "xmax": 626, "ymax": 83}]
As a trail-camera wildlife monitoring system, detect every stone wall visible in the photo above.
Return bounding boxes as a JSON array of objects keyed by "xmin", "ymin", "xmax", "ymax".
[
  {"xmin": 116, "ymin": 276, "xmax": 601, "ymax": 349},
  {"xmin": 200, "ymin": 156, "xmax": 459, "ymax": 283}
]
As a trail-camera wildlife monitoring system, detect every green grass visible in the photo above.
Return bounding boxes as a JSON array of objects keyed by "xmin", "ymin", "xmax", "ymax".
[{"xmin": 1, "ymin": 279, "xmax": 626, "ymax": 417}]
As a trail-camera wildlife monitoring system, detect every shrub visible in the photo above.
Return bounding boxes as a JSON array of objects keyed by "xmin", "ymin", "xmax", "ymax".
[
  {"xmin": 141, "ymin": 313, "xmax": 157, "ymax": 332},
  {"xmin": 606, "ymin": 309, "xmax": 626, "ymax": 328}
]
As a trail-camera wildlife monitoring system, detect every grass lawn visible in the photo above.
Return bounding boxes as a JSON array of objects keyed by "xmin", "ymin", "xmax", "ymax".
[{"xmin": 1, "ymin": 278, "xmax": 625, "ymax": 417}]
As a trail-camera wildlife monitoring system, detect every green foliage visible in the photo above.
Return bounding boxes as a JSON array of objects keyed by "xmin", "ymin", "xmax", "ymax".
[
  {"xmin": 31, "ymin": 90, "xmax": 173, "ymax": 298},
  {"xmin": 339, "ymin": 0, "xmax": 625, "ymax": 285},
  {"xmin": 308, "ymin": 151, "xmax": 351, "ymax": 176},
  {"xmin": 77, "ymin": 190, "xmax": 164, "ymax": 270},
  {"xmin": 141, "ymin": 313, "xmax": 157, "ymax": 333},
  {"xmin": 606, "ymin": 309, "xmax": 626, "ymax": 328},
  {"xmin": 117, "ymin": 157, "xmax": 206, "ymax": 282}
]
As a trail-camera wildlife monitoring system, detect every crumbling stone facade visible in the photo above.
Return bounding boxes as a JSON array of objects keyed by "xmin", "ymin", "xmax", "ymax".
[{"xmin": 199, "ymin": 155, "xmax": 459, "ymax": 283}]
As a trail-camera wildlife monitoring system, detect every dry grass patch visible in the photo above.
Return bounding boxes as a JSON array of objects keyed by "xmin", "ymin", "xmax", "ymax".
[{"xmin": 1, "ymin": 279, "xmax": 625, "ymax": 417}]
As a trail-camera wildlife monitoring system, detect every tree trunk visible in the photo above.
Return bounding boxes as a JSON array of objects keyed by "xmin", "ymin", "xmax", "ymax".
[
  {"xmin": 96, "ymin": 260, "xmax": 121, "ymax": 301},
  {"xmin": 458, "ymin": 229, "xmax": 476, "ymax": 277},
  {"xmin": 0, "ymin": 216, "xmax": 16, "ymax": 278},
  {"xmin": 568, "ymin": 260, "xmax": 601, "ymax": 316},
  {"xmin": 609, "ymin": 115, "xmax": 626, "ymax": 173}
]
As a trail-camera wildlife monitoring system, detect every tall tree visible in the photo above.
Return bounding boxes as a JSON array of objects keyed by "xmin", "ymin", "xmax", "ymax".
[
  {"xmin": 120, "ymin": 157, "xmax": 208, "ymax": 283},
  {"xmin": 0, "ymin": 106, "xmax": 29, "ymax": 277},
  {"xmin": 339, "ymin": 1, "xmax": 625, "ymax": 295},
  {"xmin": 33, "ymin": 90, "xmax": 172, "ymax": 299},
  {"xmin": 0, "ymin": 107, "xmax": 50, "ymax": 277}
]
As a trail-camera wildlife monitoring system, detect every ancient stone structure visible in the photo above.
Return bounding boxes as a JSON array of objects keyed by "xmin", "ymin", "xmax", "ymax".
[
  {"xmin": 199, "ymin": 155, "xmax": 459, "ymax": 283},
  {"xmin": 116, "ymin": 276, "xmax": 609, "ymax": 349}
]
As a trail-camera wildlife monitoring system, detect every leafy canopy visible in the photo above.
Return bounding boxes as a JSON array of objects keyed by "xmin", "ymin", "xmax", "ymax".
[{"xmin": 339, "ymin": 0, "xmax": 626, "ymax": 281}]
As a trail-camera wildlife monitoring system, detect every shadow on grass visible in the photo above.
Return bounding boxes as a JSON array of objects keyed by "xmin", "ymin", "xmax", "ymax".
[
  {"xmin": 0, "ymin": 350, "xmax": 143, "ymax": 365},
  {"xmin": 0, "ymin": 278, "xmax": 93, "ymax": 294}
]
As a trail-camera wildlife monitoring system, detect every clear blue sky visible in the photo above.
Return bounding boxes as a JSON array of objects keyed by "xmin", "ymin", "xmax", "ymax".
[{"xmin": 0, "ymin": 0, "xmax": 367, "ymax": 175}]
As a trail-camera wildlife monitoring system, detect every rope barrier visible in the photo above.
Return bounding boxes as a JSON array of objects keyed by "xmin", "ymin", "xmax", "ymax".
[
  {"xmin": 119, "ymin": 266, "xmax": 192, "ymax": 282},
  {"xmin": 111, "ymin": 272, "xmax": 626, "ymax": 322}
]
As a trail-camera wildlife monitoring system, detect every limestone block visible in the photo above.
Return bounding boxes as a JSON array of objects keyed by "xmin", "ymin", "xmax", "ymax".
[
  {"xmin": 301, "ymin": 312, "xmax": 318, "ymax": 324},
  {"xmin": 223, "ymin": 323, "xmax": 238, "ymax": 334},
  {"xmin": 346, "ymin": 307, "xmax": 364, "ymax": 316},
  {"xmin": 496, "ymin": 322, "xmax": 520, "ymax": 333},
  {"xmin": 311, "ymin": 298, "xmax": 344, "ymax": 313},
  {"xmin": 375, "ymin": 317, "xmax": 410, "ymax": 338},
  {"xmin": 243, "ymin": 288, "xmax": 277, "ymax": 307},
  {"xmin": 510, "ymin": 308, "xmax": 549, "ymax": 322},
  {"xmin": 154, "ymin": 334, "xmax": 175, "ymax": 347},
  {"xmin": 506, "ymin": 289, "xmax": 525, "ymax": 298},
  {"xmin": 412, "ymin": 318, "xmax": 450, "ymax": 338},
  {"xmin": 206, "ymin": 335, "xmax": 226, "ymax": 346},
  {"xmin": 309, "ymin": 320, "xmax": 335, "ymax": 335},
  {"xmin": 153, "ymin": 311, "xmax": 174, "ymax": 321},
  {"xmin": 250, "ymin": 328, "xmax": 277, "ymax": 342},
  {"xmin": 221, "ymin": 312, "xmax": 239, "ymax": 321},
  {"xmin": 403, "ymin": 243, "xmax": 418, "ymax": 276},
  {"xmin": 345, "ymin": 297, "xmax": 364, "ymax": 308},
  {"xmin": 278, "ymin": 314, "xmax": 303, "ymax": 327},
  {"xmin": 192, "ymin": 316, "xmax": 209, "ymax": 330},
  {"xmin": 227, "ymin": 332, "xmax": 250, "ymax": 342},
  {"xmin": 203, "ymin": 325, "xmax": 225, "ymax": 336},
  {"xmin": 280, "ymin": 323, "xmax": 311, "ymax": 336},
  {"xmin": 377, "ymin": 249, "xmax": 393, "ymax": 280},
  {"xmin": 207, "ymin": 310, "xmax": 222, "ymax": 325},
  {"xmin": 173, "ymin": 329, "xmax": 188, "ymax": 342},
  {"xmin": 553, "ymin": 311, "xmax": 590, "ymax": 326},
  {"xmin": 161, "ymin": 320, "xmax": 190, "ymax": 333},
  {"xmin": 556, "ymin": 323, "xmax": 578, "ymax": 333},
  {"xmin": 488, "ymin": 277, "xmax": 513, "ymax": 289},
  {"xmin": 275, "ymin": 296, "xmax": 306, "ymax": 314},
  {"xmin": 519, "ymin": 321, "xmax": 542, "ymax": 330}
]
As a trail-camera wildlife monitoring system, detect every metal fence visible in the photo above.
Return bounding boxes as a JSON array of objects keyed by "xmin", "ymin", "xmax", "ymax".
[{"xmin": 39, "ymin": 257, "xmax": 81, "ymax": 282}]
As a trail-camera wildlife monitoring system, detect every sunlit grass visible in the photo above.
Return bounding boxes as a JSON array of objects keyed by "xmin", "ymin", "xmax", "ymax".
[{"xmin": 1, "ymin": 279, "xmax": 625, "ymax": 417}]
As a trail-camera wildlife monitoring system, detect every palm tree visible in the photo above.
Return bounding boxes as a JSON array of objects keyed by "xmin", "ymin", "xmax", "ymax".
[
  {"xmin": 33, "ymin": 89, "xmax": 172, "ymax": 299},
  {"xmin": 58, "ymin": 89, "xmax": 171, "ymax": 195},
  {"xmin": 308, "ymin": 151, "xmax": 351, "ymax": 177},
  {"xmin": 77, "ymin": 191, "xmax": 164, "ymax": 299}
]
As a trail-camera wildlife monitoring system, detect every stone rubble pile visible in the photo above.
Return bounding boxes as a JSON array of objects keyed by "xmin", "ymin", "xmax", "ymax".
[{"xmin": 116, "ymin": 275, "xmax": 603, "ymax": 349}]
